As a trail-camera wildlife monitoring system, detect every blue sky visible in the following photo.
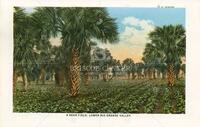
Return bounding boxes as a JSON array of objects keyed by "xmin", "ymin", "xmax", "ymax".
[{"xmin": 107, "ymin": 7, "xmax": 185, "ymax": 33}]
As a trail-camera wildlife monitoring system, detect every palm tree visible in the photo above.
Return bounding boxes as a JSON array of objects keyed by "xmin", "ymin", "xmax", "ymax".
[
  {"xmin": 36, "ymin": 41, "xmax": 52, "ymax": 85},
  {"xmin": 63, "ymin": 8, "xmax": 118, "ymax": 96},
  {"xmin": 68, "ymin": 8, "xmax": 118, "ymax": 96},
  {"xmin": 122, "ymin": 58, "xmax": 134, "ymax": 79},
  {"xmin": 143, "ymin": 43, "xmax": 157, "ymax": 79},
  {"xmin": 110, "ymin": 59, "xmax": 121, "ymax": 79},
  {"xmin": 30, "ymin": 8, "xmax": 59, "ymax": 85},
  {"xmin": 50, "ymin": 46, "xmax": 66, "ymax": 86},
  {"xmin": 135, "ymin": 62, "xmax": 144, "ymax": 79},
  {"xmin": 14, "ymin": 7, "xmax": 37, "ymax": 91},
  {"xmin": 14, "ymin": 7, "xmax": 57, "ymax": 90},
  {"xmin": 34, "ymin": 7, "xmax": 119, "ymax": 96},
  {"xmin": 147, "ymin": 25, "xmax": 186, "ymax": 86}
]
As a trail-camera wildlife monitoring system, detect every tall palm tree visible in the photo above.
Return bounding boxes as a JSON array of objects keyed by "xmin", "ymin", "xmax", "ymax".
[
  {"xmin": 14, "ymin": 7, "xmax": 37, "ymax": 91},
  {"xmin": 147, "ymin": 25, "xmax": 185, "ymax": 86},
  {"xmin": 34, "ymin": 7, "xmax": 119, "ymax": 96},
  {"xmin": 63, "ymin": 8, "xmax": 118, "ymax": 96}
]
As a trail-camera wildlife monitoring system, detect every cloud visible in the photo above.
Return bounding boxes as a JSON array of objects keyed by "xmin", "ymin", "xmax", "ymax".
[
  {"xmin": 122, "ymin": 17, "xmax": 154, "ymax": 31},
  {"xmin": 97, "ymin": 16, "xmax": 155, "ymax": 62},
  {"xmin": 120, "ymin": 16, "xmax": 154, "ymax": 46}
]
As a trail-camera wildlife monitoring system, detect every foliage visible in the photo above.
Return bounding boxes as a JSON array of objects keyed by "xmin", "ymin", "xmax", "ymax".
[
  {"xmin": 142, "ymin": 25, "xmax": 186, "ymax": 84},
  {"xmin": 14, "ymin": 79, "xmax": 185, "ymax": 113}
]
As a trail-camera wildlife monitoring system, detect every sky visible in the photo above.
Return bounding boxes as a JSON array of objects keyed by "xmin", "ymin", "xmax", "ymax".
[
  {"xmin": 24, "ymin": 7, "xmax": 185, "ymax": 63},
  {"xmin": 98, "ymin": 7, "xmax": 185, "ymax": 62}
]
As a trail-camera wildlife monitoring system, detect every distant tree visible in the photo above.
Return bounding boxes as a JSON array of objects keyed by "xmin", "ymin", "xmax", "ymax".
[
  {"xmin": 145, "ymin": 25, "xmax": 186, "ymax": 86},
  {"xmin": 122, "ymin": 58, "xmax": 134, "ymax": 79},
  {"xmin": 134, "ymin": 62, "xmax": 144, "ymax": 79}
]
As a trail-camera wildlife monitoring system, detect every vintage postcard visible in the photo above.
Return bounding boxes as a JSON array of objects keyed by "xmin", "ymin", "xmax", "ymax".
[{"xmin": 1, "ymin": 0, "xmax": 200, "ymax": 127}]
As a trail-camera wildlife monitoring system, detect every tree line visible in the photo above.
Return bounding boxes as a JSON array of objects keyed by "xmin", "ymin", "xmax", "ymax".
[{"xmin": 14, "ymin": 7, "xmax": 185, "ymax": 96}]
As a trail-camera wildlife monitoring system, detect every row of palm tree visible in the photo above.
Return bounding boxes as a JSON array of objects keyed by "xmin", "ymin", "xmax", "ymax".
[
  {"xmin": 142, "ymin": 25, "xmax": 186, "ymax": 86},
  {"xmin": 121, "ymin": 59, "xmax": 185, "ymax": 80},
  {"xmin": 14, "ymin": 7, "xmax": 185, "ymax": 96},
  {"xmin": 14, "ymin": 7, "xmax": 119, "ymax": 96}
]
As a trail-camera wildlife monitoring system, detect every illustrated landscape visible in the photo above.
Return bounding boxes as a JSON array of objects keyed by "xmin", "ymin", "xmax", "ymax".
[{"xmin": 13, "ymin": 7, "xmax": 185, "ymax": 113}]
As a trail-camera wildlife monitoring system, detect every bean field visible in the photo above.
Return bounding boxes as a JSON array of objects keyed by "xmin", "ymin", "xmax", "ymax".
[{"xmin": 13, "ymin": 79, "xmax": 185, "ymax": 113}]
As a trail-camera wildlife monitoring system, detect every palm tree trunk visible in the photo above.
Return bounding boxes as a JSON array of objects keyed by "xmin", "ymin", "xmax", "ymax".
[
  {"xmin": 144, "ymin": 70, "xmax": 147, "ymax": 79},
  {"xmin": 65, "ymin": 69, "xmax": 70, "ymax": 89},
  {"xmin": 153, "ymin": 69, "xmax": 156, "ymax": 79},
  {"xmin": 167, "ymin": 64, "xmax": 175, "ymax": 86},
  {"xmin": 175, "ymin": 70, "xmax": 180, "ymax": 79},
  {"xmin": 148, "ymin": 69, "xmax": 151, "ymax": 79},
  {"xmin": 83, "ymin": 71, "xmax": 89, "ymax": 86},
  {"xmin": 147, "ymin": 70, "xmax": 150, "ymax": 79},
  {"xmin": 131, "ymin": 72, "xmax": 135, "ymax": 79},
  {"xmin": 55, "ymin": 70, "xmax": 64, "ymax": 86},
  {"xmin": 161, "ymin": 71, "xmax": 166, "ymax": 79},
  {"xmin": 22, "ymin": 72, "xmax": 28, "ymax": 91},
  {"xmin": 138, "ymin": 72, "xmax": 140, "ymax": 79},
  {"xmin": 127, "ymin": 72, "xmax": 130, "ymax": 79},
  {"xmin": 60, "ymin": 70, "xmax": 65, "ymax": 86},
  {"xmin": 13, "ymin": 69, "xmax": 17, "ymax": 91},
  {"xmin": 70, "ymin": 48, "xmax": 80, "ymax": 96},
  {"xmin": 55, "ymin": 70, "xmax": 59, "ymax": 85},
  {"xmin": 150, "ymin": 69, "xmax": 154, "ymax": 79},
  {"xmin": 157, "ymin": 71, "xmax": 160, "ymax": 78},
  {"xmin": 40, "ymin": 67, "xmax": 46, "ymax": 84},
  {"xmin": 103, "ymin": 73, "xmax": 107, "ymax": 81}
]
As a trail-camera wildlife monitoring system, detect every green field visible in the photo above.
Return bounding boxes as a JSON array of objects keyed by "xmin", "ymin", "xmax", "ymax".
[{"xmin": 13, "ymin": 79, "xmax": 185, "ymax": 113}]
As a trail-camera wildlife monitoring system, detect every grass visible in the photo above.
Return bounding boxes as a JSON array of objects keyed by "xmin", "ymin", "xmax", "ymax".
[{"xmin": 13, "ymin": 78, "xmax": 185, "ymax": 113}]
